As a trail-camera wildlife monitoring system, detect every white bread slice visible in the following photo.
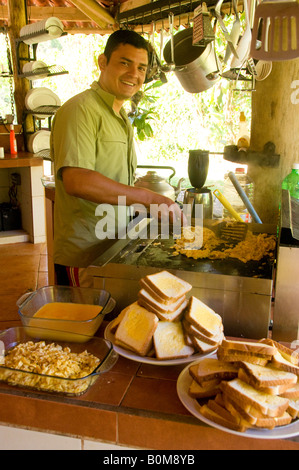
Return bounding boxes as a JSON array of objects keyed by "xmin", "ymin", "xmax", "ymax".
[
  {"xmin": 221, "ymin": 338, "xmax": 277, "ymax": 357},
  {"xmin": 238, "ymin": 368, "xmax": 296, "ymax": 396},
  {"xmin": 182, "ymin": 319, "xmax": 224, "ymax": 346},
  {"xmin": 238, "ymin": 361, "xmax": 297, "ymax": 388},
  {"xmin": 207, "ymin": 396, "xmax": 252, "ymax": 430},
  {"xmin": 200, "ymin": 404, "xmax": 249, "ymax": 433},
  {"xmin": 222, "ymin": 393, "xmax": 292, "ymax": 429},
  {"xmin": 188, "ymin": 357, "xmax": 238, "ymax": 385},
  {"xmin": 138, "ymin": 288, "xmax": 186, "ymax": 312},
  {"xmin": 280, "ymin": 382, "xmax": 299, "ymax": 400},
  {"xmin": 287, "ymin": 398, "xmax": 299, "ymax": 419},
  {"xmin": 188, "ymin": 378, "xmax": 221, "ymax": 398},
  {"xmin": 220, "ymin": 379, "xmax": 290, "ymax": 418},
  {"xmin": 139, "ymin": 278, "xmax": 183, "ymax": 305},
  {"xmin": 153, "ymin": 321, "xmax": 194, "ymax": 360},
  {"xmin": 189, "ymin": 335, "xmax": 218, "ymax": 354},
  {"xmin": 143, "ymin": 271, "xmax": 192, "ymax": 302},
  {"xmin": 115, "ymin": 302, "xmax": 158, "ymax": 356},
  {"xmin": 271, "ymin": 351, "xmax": 299, "ymax": 376},
  {"xmin": 185, "ymin": 296, "xmax": 223, "ymax": 338},
  {"xmin": 137, "ymin": 297, "xmax": 188, "ymax": 322},
  {"xmin": 260, "ymin": 338, "xmax": 299, "ymax": 366},
  {"xmin": 217, "ymin": 346, "xmax": 269, "ymax": 366}
]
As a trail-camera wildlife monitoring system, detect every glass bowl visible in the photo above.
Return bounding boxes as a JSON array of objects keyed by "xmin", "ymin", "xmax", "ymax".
[
  {"xmin": 17, "ymin": 286, "xmax": 116, "ymax": 342},
  {"xmin": 0, "ymin": 326, "xmax": 118, "ymax": 396}
]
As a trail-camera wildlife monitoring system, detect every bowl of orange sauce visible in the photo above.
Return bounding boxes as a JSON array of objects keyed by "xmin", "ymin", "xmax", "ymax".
[{"xmin": 17, "ymin": 286, "xmax": 116, "ymax": 342}]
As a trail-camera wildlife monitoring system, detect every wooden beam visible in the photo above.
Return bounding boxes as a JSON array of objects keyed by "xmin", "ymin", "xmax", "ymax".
[
  {"xmin": 6, "ymin": 0, "xmax": 32, "ymax": 128},
  {"xmin": 70, "ymin": 0, "xmax": 116, "ymax": 28},
  {"xmin": 0, "ymin": 6, "xmax": 91, "ymax": 23}
]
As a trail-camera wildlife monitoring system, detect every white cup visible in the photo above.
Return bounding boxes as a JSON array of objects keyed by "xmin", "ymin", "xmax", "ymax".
[{"xmin": 0, "ymin": 147, "xmax": 5, "ymax": 158}]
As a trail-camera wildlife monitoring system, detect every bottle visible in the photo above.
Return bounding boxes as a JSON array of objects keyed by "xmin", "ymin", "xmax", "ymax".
[
  {"xmin": 223, "ymin": 167, "xmax": 254, "ymax": 222},
  {"xmin": 281, "ymin": 164, "xmax": 299, "ymax": 201},
  {"xmin": 9, "ymin": 125, "xmax": 18, "ymax": 157},
  {"xmin": 237, "ymin": 112, "xmax": 250, "ymax": 150}
]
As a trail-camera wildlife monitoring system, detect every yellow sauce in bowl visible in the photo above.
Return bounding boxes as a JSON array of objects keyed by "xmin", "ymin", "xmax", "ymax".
[{"xmin": 33, "ymin": 302, "xmax": 103, "ymax": 321}]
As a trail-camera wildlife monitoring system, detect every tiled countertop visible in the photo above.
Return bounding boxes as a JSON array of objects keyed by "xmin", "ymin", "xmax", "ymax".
[{"xmin": 0, "ymin": 322, "xmax": 299, "ymax": 450}]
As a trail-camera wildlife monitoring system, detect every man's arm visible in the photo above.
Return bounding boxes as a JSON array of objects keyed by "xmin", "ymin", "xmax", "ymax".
[{"xmin": 61, "ymin": 167, "xmax": 184, "ymax": 222}]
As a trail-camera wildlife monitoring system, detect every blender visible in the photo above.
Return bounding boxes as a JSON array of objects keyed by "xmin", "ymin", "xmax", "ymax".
[{"xmin": 183, "ymin": 150, "xmax": 213, "ymax": 219}]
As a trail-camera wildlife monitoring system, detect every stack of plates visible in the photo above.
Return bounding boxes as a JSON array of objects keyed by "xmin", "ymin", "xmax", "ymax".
[
  {"xmin": 20, "ymin": 17, "xmax": 64, "ymax": 45},
  {"xmin": 25, "ymin": 87, "xmax": 61, "ymax": 118},
  {"xmin": 22, "ymin": 61, "xmax": 49, "ymax": 80},
  {"xmin": 27, "ymin": 130, "xmax": 51, "ymax": 154}
]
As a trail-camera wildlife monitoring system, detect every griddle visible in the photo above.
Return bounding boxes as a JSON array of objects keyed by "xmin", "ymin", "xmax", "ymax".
[{"xmin": 95, "ymin": 220, "xmax": 276, "ymax": 280}]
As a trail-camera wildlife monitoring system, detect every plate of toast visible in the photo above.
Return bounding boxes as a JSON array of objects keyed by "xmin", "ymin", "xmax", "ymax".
[
  {"xmin": 177, "ymin": 339, "xmax": 299, "ymax": 439},
  {"xmin": 104, "ymin": 270, "xmax": 224, "ymax": 365}
]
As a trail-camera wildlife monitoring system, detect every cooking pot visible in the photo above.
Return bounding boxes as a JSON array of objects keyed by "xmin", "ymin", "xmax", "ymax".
[
  {"xmin": 134, "ymin": 165, "xmax": 184, "ymax": 201},
  {"xmin": 164, "ymin": 27, "xmax": 220, "ymax": 94},
  {"xmin": 183, "ymin": 187, "xmax": 213, "ymax": 219}
]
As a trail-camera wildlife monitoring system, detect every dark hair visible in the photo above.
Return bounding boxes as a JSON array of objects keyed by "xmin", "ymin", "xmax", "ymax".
[{"xmin": 104, "ymin": 29, "xmax": 150, "ymax": 63}]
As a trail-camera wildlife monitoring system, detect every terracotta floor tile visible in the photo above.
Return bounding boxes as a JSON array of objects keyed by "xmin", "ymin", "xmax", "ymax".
[
  {"xmin": 138, "ymin": 363, "xmax": 186, "ymax": 380},
  {"xmin": 121, "ymin": 376, "xmax": 189, "ymax": 416},
  {"xmin": 78, "ymin": 370, "xmax": 134, "ymax": 406},
  {"xmin": 0, "ymin": 271, "xmax": 37, "ymax": 296}
]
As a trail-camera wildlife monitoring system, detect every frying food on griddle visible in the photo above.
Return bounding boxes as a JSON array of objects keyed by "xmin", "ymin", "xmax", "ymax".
[{"xmin": 173, "ymin": 226, "xmax": 276, "ymax": 263}]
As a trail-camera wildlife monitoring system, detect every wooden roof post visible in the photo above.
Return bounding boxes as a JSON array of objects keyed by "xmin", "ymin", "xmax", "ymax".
[
  {"xmin": 7, "ymin": 0, "xmax": 32, "ymax": 127},
  {"xmin": 249, "ymin": 59, "xmax": 299, "ymax": 224}
]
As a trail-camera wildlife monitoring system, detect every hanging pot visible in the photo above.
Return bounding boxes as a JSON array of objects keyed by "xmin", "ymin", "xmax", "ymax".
[{"xmin": 163, "ymin": 27, "xmax": 220, "ymax": 93}]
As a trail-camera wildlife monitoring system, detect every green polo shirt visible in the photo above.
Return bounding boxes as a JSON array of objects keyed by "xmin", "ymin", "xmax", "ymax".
[{"xmin": 50, "ymin": 81, "xmax": 137, "ymax": 267}]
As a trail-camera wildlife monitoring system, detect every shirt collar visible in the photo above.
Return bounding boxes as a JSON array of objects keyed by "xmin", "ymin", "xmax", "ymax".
[{"xmin": 90, "ymin": 81, "xmax": 131, "ymax": 123}]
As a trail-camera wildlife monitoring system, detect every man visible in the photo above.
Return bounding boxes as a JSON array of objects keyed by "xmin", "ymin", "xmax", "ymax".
[{"xmin": 51, "ymin": 29, "xmax": 183, "ymax": 287}]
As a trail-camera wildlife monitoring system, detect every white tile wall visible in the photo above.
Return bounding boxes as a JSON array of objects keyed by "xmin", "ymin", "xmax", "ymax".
[{"xmin": 0, "ymin": 424, "xmax": 81, "ymax": 450}]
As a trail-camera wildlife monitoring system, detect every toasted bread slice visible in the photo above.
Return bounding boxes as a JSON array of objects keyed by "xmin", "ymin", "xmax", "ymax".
[
  {"xmin": 199, "ymin": 404, "xmax": 249, "ymax": 432},
  {"xmin": 188, "ymin": 378, "xmax": 221, "ymax": 398},
  {"xmin": 238, "ymin": 361, "xmax": 297, "ymax": 388},
  {"xmin": 115, "ymin": 302, "xmax": 158, "ymax": 356},
  {"xmin": 221, "ymin": 338, "xmax": 277, "ymax": 357},
  {"xmin": 220, "ymin": 379, "xmax": 290, "ymax": 418},
  {"xmin": 139, "ymin": 278, "xmax": 184, "ymax": 305},
  {"xmin": 185, "ymin": 296, "xmax": 223, "ymax": 339},
  {"xmin": 137, "ymin": 296, "xmax": 188, "ymax": 322},
  {"xmin": 189, "ymin": 335, "xmax": 218, "ymax": 354},
  {"xmin": 271, "ymin": 351, "xmax": 299, "ymax": 376},
  {"xmin": 287, "ymin": 399, "xmax": 299, "ymax": 419},
  {"xmin": 138, "ymin": 288, "xmax": 186, "ymax": 312},
  {"xmin": 217, "ymin": 345, "xmax": 269, "ymax": 366},
  {"xmin": 238, "ymin": 368, "xmax": 296, "ymax": 396},
  {"xmin": 182, "ymin": 319, "xmax": 224, "ymax": 346},
  {"xmin": 188, "ymin": 357, "xmax": 238, "ymax": 385},
  {"xmin": 143, "ymin": 271, "xmax": 192, "ymax": 302},
  {"xmin": 153, "ymin": 321, "xmax": 194, "ymax": 360},
  {"xmin": 280, "ymin": 382, "xmax": 299, "ymax": 400},
  {"xmin": 222, "ymin": 393, "xmax": 292, "ymax": 429},
  {"xmin": 260, "ymin": 338, "xmax": 299, "ymax": 366}
]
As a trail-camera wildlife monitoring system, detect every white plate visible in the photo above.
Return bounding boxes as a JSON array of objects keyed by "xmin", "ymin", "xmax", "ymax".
[
  {"xmin": 27, "ymin": 130, "xmax": 51, "ymax": 154},
  {"xmin": 104, "ymin": 321, "xmax": 217, "ymax": 366},
  {"xmin": 25, "ymin": 87, "xmax": 61, "ymax": 118},
  {"xmin": 177, "ymin": 356, "xmax": 299, "ymax": 440},
  {"xmin": 22, "ymin": 61, "xmax": 49, "ymax": 80}
]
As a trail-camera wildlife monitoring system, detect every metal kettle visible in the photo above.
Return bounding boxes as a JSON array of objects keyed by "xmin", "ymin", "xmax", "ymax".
[{"xmin": 134, "ymin": 165, "xmax": 184, "ymax": 201}]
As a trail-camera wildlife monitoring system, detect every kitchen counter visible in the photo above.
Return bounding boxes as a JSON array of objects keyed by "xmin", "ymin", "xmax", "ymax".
[{"xmin": 0, "ymin": 321, "xmax": 298, "ymax": 451}]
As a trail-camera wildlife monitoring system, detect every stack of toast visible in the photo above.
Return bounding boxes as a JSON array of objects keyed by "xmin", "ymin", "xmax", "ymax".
[
  {"xmin": 188, "ymin": 338, "xmax": 299, "ymax": 432},
  {"xmin": 182, "ymin": 296, "xmax": 224, "ymax": 355},
  {"xmin": 111, "ymin": 270, "xmax": 224, "ymax": 360}
]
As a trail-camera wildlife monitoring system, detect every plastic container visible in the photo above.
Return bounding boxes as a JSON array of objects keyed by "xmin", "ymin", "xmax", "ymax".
[
  {"xmin": 0, "ymin": 326, "xmax": 118, "ymax": 396},
  {"xmin": 237, "ymin": 112, "xmax": 250, "ymax": 150},
  {"xmin": 281, "ymin": 164, "xmax": 299, "ymax": 201},
  {"xmin": 223, "ymin": 168, "xmax": 254, "ymax": 222},
  {"xmin": 17, "ymin": 286, "xmax": 116, "ymax": 342},
  {"xmin": 9, "ymin": 125, "xmax": 17, "ymax": 156}
]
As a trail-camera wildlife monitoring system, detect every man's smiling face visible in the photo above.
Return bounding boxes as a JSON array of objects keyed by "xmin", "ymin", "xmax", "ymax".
[{"xmin": 98, "ymin": 43, "xmax": 148, "ymax": 103}]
